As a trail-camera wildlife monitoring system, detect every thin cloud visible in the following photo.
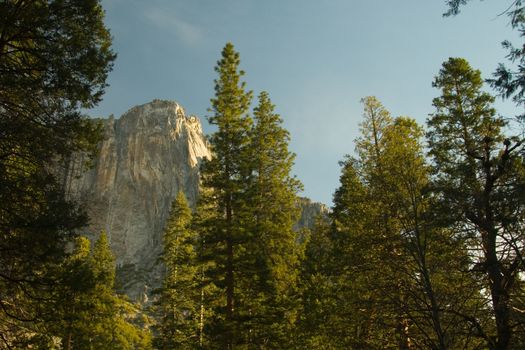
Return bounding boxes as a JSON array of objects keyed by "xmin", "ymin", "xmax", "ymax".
[{"xmin": 144, "ymin": 7, "xmax": 202, "ymax": 46}]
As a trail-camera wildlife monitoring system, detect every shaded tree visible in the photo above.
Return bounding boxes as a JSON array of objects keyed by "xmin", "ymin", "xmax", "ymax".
[
  {"xmin": 309, "ymin": 96, "xmax": 487, "ymax": 349},
  {"xmin": 428, "ymin": 57, "xmax": 525, "ymax": 349},
  {"xmin": 0, "ymin": 1, "xmax": 115, "ymax": 345}
]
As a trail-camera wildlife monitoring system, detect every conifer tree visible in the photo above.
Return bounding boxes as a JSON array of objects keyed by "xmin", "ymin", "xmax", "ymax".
[
  {"xmin": 48, "ymin": 233, "xmax": 152, "ymax": 349},
  {"xmin": 191, "ymin": 185, "xmax": 221, "ymax": 349},
  {"xmin": 239, "ymin": 91, "xmax": 303, "ymax": 347},
  {"xmin": 444, "ymin": 1, "xmax": 525, "ymax": 121},
  {"xmin": 300, "ymin": 98, "xmax": 401, "ymax": 348},
  {"xmin": 199, "ymin": 42, "xmax": 253, "ymax": 349},
  {"xmin": 428, "ymin": 57, "xmax": 525, "ymax": 349},
  {"xmin": 57, "ymin": 236, "xmax": 95, "ymax": 350},
  {"xmin": 378, "ymin": 116, "xmax": 484, "ymax": 349},
  {"xmin": 299, "ymin": 217, "xmax": 343, "ymax": 349},
  {"xmin": 0, "ymin": 1, "xmax": 115, "ymax": 345},
  {"xmin": 154, "ymin": 192, "xmax": 201, "ymax": 349},
  {"xmin": 331, "ymin": 99, "xmax": 407, "ymax": 348},
  {"xmin": 318, "ymin": 96, "xmax": 485, "ymax": 349}
]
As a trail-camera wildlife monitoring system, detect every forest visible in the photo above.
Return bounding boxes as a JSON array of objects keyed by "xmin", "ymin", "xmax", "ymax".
[{"xmin": 1, "ymin": 0, "xmax": 525, "ymax": 349}]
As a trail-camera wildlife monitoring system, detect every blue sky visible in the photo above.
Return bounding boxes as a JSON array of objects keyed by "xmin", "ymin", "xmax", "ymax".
[{"xmin": 91, "ymin": 0, "xmax": 520, "ymax": 205}]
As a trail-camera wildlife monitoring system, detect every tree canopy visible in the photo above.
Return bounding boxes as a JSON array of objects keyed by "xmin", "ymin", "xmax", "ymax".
[{"xmin": 0, "ymin": 0, "xmax": 115, "ymax": 346}]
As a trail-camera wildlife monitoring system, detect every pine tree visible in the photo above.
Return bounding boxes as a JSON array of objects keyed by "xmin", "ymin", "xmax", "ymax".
[
  {"xmin": 445, "ymin": 1, "xmax": 525, "ymax": 121},
  {"xmin": 298, "ymin": 217, "xmax": 343, "ymax": 349},
  {"xmin": 198, "ymin": 45, "xmax": 303, "ymax": 349},
  {"xmin": 191, "ymin": 186, "xmax": 221, "ymax": 349},
  {"xmin": 299, "ymin": 98, "xmax": 403, "ymax": 348},
  {"xmin": 318, "ymin": 96, "xmax": 486, "ymax": 349},
  {"xmin": 379, "ymin": 116, "xmax": 485, "ymax": 349},
  {"xmin": 58, "ymin": 236, "xmax": 95, "ymax": 350},
  {"xmin": 154, "ymin": 192, "xmax": 201, "ymax": 349},
  {"xmin": 239, "ymin": 91, "xmax": 303, "ymax": 347},
  {"xmin": 48, "ymin": 233, "xmax": 152, "ymax": 349},
  {"xmin": 330, "ymin": 157, "xmax": 388, "ymax": 349},
  {"xmin": 199, "ymin": 42, "xmax": 253, "ymax": 349},
  {"xmin": 0, "ymin": 1, "xmax": 115, "ymax": 345},
  {"xmin": 427, "ymin": 57, "xmax": 525, "ymax": 349}
]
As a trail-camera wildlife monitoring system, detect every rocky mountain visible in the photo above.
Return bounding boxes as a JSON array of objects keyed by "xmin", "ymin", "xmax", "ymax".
[
  {"xmin": 296, "ymin": 197, "xmax": 329, "ymax": 230},
  {"xmin": 64, "ymin": 99, "xmax": 326, "ymax": 300}
]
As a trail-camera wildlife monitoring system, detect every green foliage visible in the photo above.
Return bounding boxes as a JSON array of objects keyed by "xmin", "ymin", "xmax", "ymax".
[
  {"xmin": 47, "ymin": 233, "xmax": 152, "ymax": 349},
  {"xmin": 0, "ymin": 1, "xmax": 115, "ymax": 346},
  {"xmin": 298, "ymin": 218, "xmax": 347, "ymax": 349},
  {"xmin": 445, "ymin": 0, "xmax": 525, "ymax": 121},
  {"xmin": 239, "ymin": 91, "xmax": 303, "ymax": 348},
  {"xmin": 428, "ymin": 57, "xmax": 525, "ymax": 349},
  {"xmin": 299, "ymin": 95, "xmax": 488, "ymax": 349},
  {"xmin": 198, "ymin": 42, "xmax": 253, "ymax": 349},
  {"xmin": 197, "ymin": 44, "xmax": 303, "ymax": 349},
  {"xmin": 443, "ymin": 0, "xmax": 470, "ymax": 16},
  {"xmin": 153, "ymin": 192, "xmax": 202, "ymax": 349},
  {"xmin": 191, "ymin": 185, "xmax": 222, "ymax": 349}
]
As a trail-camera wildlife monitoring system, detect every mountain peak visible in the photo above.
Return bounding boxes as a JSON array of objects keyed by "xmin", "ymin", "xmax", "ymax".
[{"xmin": 65, "ymin": 100, "xmax": 323, "ymax": 301}]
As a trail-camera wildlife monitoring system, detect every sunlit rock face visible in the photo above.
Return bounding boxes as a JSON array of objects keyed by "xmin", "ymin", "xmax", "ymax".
[
  {"xmin": 296, "ymin": 197, "xmax": 329, "ymax": 230},
  {"xmin": 64, "ymin": 99, "xmax": 211, "ymax": 299},
  {"xmin": 64, "ymin": 99, "xmax": 328, "ymax": 300}
]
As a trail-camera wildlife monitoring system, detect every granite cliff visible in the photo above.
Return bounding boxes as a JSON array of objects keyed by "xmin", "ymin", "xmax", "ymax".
[
  {"xmin": 64, "ymin": 99, "xmax": 326, "ymax": 300},
  {"xmin": 64, "ymin": 100, "xmax": 210, "ymax": 299}
]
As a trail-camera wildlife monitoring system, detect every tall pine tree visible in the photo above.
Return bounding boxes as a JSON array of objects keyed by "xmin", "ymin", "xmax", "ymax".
[
  {"xmin": 199, "ymin": 42, "xmax": 253, "ymax": 349},
  {"xmin": 313, "ymin": 96, "xmax": 485, "ymax": 349},
  {"xmin": 428, "ymin": 57, "xmax": 525, "ymax": 349},
  {"xmin": 198, "ymin": 45, "xmax": 303, "ymax": 349},
  {"xmin": 240, "ymin": 91, "xmax": 303, "ymax": 348}
]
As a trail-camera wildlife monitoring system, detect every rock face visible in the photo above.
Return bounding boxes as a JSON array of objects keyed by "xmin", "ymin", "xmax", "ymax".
[
  {"xmin": 64, "ymin": 99, "xmax": 211, "ymax": 299},
  {"xmin": 64, "ymin": 99, "xmax": 328, "ymax": 300},
  {"xmin": 296, "ymin": 197, "xmax": 329, "ymax": 230}
]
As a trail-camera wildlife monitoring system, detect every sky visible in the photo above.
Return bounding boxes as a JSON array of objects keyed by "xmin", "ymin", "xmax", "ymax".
[{"xmin": 90, "ymin": 0, "xmax": 520, "ymax": 205}]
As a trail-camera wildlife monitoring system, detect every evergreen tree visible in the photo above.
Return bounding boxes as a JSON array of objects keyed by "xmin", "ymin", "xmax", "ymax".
[
  {"xmin": 299, "ymin": 217, "xmax": 343, "ymax": 349},
  {"xmin": 191, "ymin": 186, "xmax": 221, "ymax": 349},
  {"xmin": 199, "ymin": 45, "xmax": 302, "ymax": 349},
  {"xmin": 0, "ymin": 1, "xmax": 115, "ymax": 345},
  {"xmin": 341, "ymin": 98, "xmax": 410, "ymax": 348},
  {"xmin": 299, "ymin": 98, "xmax": 403, "ymax": 348},
  {"xmin": 316, "ymin": 96, "xmax": 486, "ymax": 349},
  {"xmin": 379, "ymin": 116, "xmax": 485, "ymax": 349},
  {"xmin": 428, "ymin": 57, "xmax": 525, "ymax": 349},
  {"xmin": 154, "ymin": 192, "xmax": 201, "ymax": 349},
  {"xmin": 60, "ymin": 236, "xmax": 95, "ymax": 349},
  {"xmin": 47, "ymin": 233, "xmax": 152, "ymax": 349},
  {"xmin": 240, "ymin": 91, "xmax": 303, "ymax": 348},
  {"xmin": 199, "ymin": 42, "xmax": 253, "ymax": 349},
  {"xmin": 445, "ymin": 0, "xmax": 525, "ymax": 120}
]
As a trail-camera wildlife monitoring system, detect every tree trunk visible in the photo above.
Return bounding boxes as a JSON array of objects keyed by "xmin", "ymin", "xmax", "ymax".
[
  {"xmin": 226, "ymin": 193, "xmax": 234, "ymax": 350},
  {"xmin": 485, "ymin": 229, "xmax": 512, "ymax": 350}
]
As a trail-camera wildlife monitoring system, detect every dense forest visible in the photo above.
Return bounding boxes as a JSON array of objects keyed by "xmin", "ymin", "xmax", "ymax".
[{"xmin": 2, "ymin": 0, "xmax": 525, "ymax": 349}]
